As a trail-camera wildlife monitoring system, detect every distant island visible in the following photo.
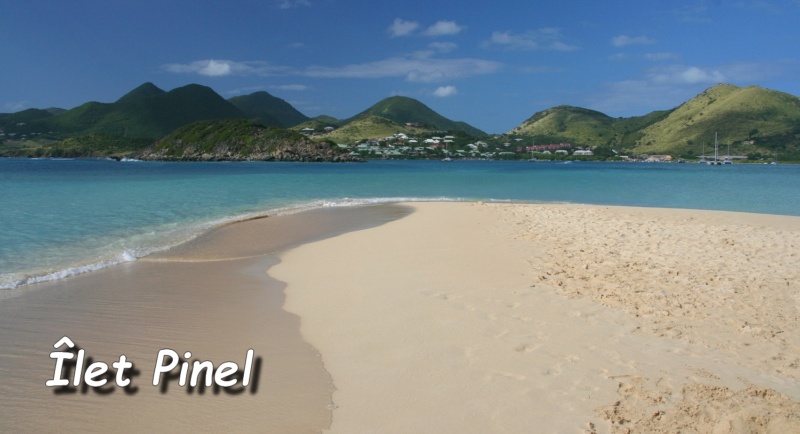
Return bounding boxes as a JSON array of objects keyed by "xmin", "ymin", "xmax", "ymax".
[{"xmin": 0, "ymin": 82, "xmax": 798, "ymax": 162}]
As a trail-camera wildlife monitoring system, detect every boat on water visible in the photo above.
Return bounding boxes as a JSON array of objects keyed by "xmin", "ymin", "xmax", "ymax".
[
  {"xmin": 707, "ymin": 132, "xmax": 723, "ymax": 165},
  {"xmin": 723, "ymin": 140, "xmax": 733, "ymax": 164},
  {"xmin": 442, "ymin": 141, "xmax": 452, "ymax": 161}
]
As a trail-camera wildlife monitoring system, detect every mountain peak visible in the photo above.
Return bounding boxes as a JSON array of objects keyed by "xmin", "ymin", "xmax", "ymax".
[
  {"xmin": 228, "ymin": 91, "xmax": 309, "ymax": 128},
  {"xmin": 116, "ymin": 82, "xmax": 165, "ymax": 103},
  {"xmin": 351, "ymin": 96, "xmax": 485, "ymax": 136}
]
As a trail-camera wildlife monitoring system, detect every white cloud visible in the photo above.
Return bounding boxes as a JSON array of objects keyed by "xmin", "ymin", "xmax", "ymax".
[
  {"xmin": 423, "ymin": 20, "xmax": 464, "ymax": 36},
  {"xmin": 651, "ymin": 66, "xmax": 727, "ymax": 84},
  {"xmin": 588, "ymin": 61, "xmax": 785, "ymax": 115},
  {"xmin": 388, "ymin": 18, "xmax": 419, "ymax": 37},
  {"xmin": 433, "ymin": 86, "xmax": 458, "ymax": 97},
  {"xmin": 164, "ymin": 52, "xmax": 504, "ymax": 84},
  {"xmin": 302, "ymin": 55, "xmax": 502, "ymax": 82},
  {"xmin": 483, "ymin": 28, "xmax": 578, "ymax": 51},
  {"xmin": 163, "ymin": 60, "xmax": 286, "ymax": 77},
  {"xmin": 611, "ymin": 35, "xmax": 655, "ymax": 47}
]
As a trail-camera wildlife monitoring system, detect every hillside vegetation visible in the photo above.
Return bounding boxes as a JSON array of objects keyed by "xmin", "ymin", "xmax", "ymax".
[
  {"xmin": 633, "ymin": 85, "xmax": 800, "ymax": 155},
  {"xmin": 2, "ymin": 82, "xmax": 798, "ymax": 161},
  {"xmin": 346, "ymin": 96, "xmax": 486, "ymax": 137},
  {"xmin": 507, "ymin": 84, "xmax": 800, "ymax": 159},
  {"xmin": 313, "ymin": 114, "xmax": 432, "ymax": 143},
  {"xmin": 135, "ymin": 119, "xmax": 362, "ymax": 162},
  {"xmin": 228, "ymin": 91, "xmax": 309, "ymax": 128}
]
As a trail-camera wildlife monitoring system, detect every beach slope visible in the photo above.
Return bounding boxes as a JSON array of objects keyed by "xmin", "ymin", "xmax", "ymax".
[{"xmin": 274, "ymin": 202, "xmax": 800, "ymax": 433}]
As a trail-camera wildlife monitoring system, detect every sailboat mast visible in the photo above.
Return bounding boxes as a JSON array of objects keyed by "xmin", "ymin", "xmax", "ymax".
[{"xmin": 714, "ymin": 132, "xmax": 718, "ymax": 162}]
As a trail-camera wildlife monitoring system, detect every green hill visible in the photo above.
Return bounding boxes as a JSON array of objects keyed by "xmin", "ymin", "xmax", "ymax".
[
  {"xmin": 116, "ymin": 82, "xmax": 166, "ymax": 103},
  {"xmin": 507, "ymin": 84, "xmax": 800, "ymax": 158},
  {"xmin": 0, "ymin": 108, "xmax": 56, "ymax": 134},
  {"xmin": 312, "ymin": 115, "xmax": 342, "ymax": 125},
  {"xmin": 316, "ymin": 114, "xmax": 432, "ymax": 143},
  {"xmin": 21, "ymin": 83, "xmax": 246, "ymax": 139},
  {"xmin": 228, "ymin": 91, "xmax": 309, "ymax": 128},
  {"xmin": 508, "ymin": 106, "xmax": 616, "ymax": 146},
  {"xmin": 347, "ymin": 96, "xmax": 485, "ymax": 137},
  {"xmin": 633, "ymin": 84, "xmax": 800, "ymax": 155},
  {"xmin": 135, "ymin": 118, "xmax": 361, "ymax": 162}
]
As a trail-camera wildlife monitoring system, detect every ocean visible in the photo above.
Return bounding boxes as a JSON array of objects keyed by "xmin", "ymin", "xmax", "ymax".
[{"xmin": 2, "ymin": 158, "xmax": 799, "ymax": 290}]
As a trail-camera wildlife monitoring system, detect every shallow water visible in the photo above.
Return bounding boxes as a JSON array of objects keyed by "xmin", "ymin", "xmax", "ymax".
[{"xmin": 2, "ymin": 158, "xmax": 799, "ymax": 290}]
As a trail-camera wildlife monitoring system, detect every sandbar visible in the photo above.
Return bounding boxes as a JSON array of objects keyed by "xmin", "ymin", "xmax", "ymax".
[{"xmin": 274, "ymin": 202, "xmax": 800, "ymax": 433}]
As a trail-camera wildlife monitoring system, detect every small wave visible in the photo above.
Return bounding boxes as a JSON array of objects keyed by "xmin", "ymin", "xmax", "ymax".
[
  {"xmin": 0, "ymin": 249, "xmax": 144, "ymax": 290},
  {"xmin": 0, "ymin": 196, "xmax": 468, "ymax": 291}
]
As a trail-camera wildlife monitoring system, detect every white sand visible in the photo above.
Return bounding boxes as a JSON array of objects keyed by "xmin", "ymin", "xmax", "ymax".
[{"xmin": 273, "ymin": 202, "xmax": 800, "ymax": 433}]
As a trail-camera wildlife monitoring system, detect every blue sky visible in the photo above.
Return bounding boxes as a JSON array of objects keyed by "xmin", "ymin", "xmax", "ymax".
[{"xmin": 3, "ymin": 0, "xmax": 799, "ymax": 133}]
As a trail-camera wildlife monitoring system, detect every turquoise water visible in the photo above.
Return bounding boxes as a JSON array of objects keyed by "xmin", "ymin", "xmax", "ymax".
[{"xmin": 2, "ymin": 158, "xmax": 799, "ymax": 289}]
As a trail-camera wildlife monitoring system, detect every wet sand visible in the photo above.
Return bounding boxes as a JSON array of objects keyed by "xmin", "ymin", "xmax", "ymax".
[{"xmin": 0, "ymin": 204, "xmax": 411, "ymax": 433}]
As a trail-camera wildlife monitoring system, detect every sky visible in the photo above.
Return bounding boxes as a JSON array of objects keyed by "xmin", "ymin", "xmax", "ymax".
[{"xmin": 2, "ymin": 0, "xmax": 799, "ymax": 133}]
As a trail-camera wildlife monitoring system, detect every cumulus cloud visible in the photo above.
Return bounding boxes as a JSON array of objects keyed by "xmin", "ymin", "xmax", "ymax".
[
  {"xmin": 433, "ymin": 85, "xmax": 458, "ymax": 97},
  {"xmin": 388, "ymin": 18, "xmax": 419, "ymax": 37},
  {"xmin": 423, "ymin": 20, "xmax": 464, "ymax": 36},
  {"xmin": 611, "ymin": 35, "xmax": 655, "ymax": 47},
  {"xmin": 483, "ymin": 28, "xmax": 578, "ymax": 51}
]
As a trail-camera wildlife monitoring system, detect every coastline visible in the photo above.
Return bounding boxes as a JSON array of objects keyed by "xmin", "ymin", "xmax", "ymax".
[
  {"xmin": 0, "ymin": 204, "xmax": 411, "ymax": 433},
  {"xmin": 274, "ymin": 202, "xmax": 800, "ymax": 433},
  {"xmin": 2, "ymin": 199, "xmax": 799, "ymax": 432}
]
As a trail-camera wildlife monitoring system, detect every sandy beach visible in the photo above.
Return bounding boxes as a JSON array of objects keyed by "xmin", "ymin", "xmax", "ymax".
[
  {"xmin": 2, "ymin": 201, "xmax": 799, "ymax": 433},
  {"xmin": 0, "ymin": 205, "xmax": 409, "ymax": 433},
  {"xmin": 274, "ymin": 202, "xmax": 800, "ymax": 433}
]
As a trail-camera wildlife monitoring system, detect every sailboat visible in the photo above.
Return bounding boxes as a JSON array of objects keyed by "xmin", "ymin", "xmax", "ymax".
[
  {"xmin": 723, "ymin": 140, "xmax": 733, "ymax": 164},
  {"xmin": 528, "ymin": 139, "xmax": 538, "ymax": 162},
  {"xmin": 707, "ymin": 132, "xmax": 722, "ymax": 165},
  {"xmin": 442, "ymin": 141, "xmax": 451, "ymax": 161}
]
